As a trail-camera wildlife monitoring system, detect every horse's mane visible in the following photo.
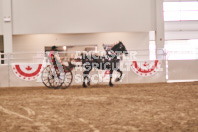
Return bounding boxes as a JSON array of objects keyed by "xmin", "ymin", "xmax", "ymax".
[{"xmin": 111, "ymin": 41, "xmax": 122, "ymax": 52}]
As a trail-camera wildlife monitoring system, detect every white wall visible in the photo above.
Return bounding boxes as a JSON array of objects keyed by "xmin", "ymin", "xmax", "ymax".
[
  {"xmin": 165, "ymin": 21, "xmax": 198, "ymax": 31},
  {"xmin": 168, "ymin": 60, "xmax": 198, "ymax": 81},
  {"xmin": 164, "ymin": 0, "xmax": 198, "ymax": 2},
  {"xmin": 0, "ymin": 60, "xmax": 166, "ymax": 87},
  {"xmin": 165, "ymin": 21, "xmax": 198, "ymax": 40},
  {"xmin": 13, "ymin": 32, "xmax": 149, "ymax": 52},
  {"xmin": 0, "ymin": 0, "xmax": 3, "ymax": 35},
  {"xmin": 165, "ymin": 31, "xmax": 198, "ymax": 40},
  {"xmin": 12, "ymin": 0, "xmax": 156, "ymax": 34},
  {"xmin": 0, "ymin": 65, "xmax": 9, "ymax": 87}
]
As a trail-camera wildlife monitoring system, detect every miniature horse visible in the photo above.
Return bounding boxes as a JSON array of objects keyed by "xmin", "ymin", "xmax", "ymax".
[{"xmin": 82, "ymin": 41, "xmax": 128, "ymax": 87}]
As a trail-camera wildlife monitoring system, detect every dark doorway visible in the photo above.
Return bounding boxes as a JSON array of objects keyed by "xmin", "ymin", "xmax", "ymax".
[{"xmin": 0, "ymin": 36, "xmax": 4, "ymax": 64}]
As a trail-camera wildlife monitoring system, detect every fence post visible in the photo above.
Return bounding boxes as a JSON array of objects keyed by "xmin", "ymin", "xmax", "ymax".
[{"xmin": 7, "ymin": 53, "xmax": 11, "ymax": 87}]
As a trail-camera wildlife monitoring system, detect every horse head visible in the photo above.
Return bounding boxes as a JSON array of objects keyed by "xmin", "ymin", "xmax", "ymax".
[{"xmin": 111, "ymin": 41, "xmax": 128, "ymax": 55}]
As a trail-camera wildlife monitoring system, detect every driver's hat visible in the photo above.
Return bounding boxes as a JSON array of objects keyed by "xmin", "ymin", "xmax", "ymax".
[{"xmin": 51, "ymin": 46, "xmax": 57, "ymax": 50}]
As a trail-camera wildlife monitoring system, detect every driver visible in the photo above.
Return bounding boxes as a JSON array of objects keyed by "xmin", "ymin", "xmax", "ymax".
[{"xmin": 48, "ymin": 46, "xmax": 75, "ymax": 72}]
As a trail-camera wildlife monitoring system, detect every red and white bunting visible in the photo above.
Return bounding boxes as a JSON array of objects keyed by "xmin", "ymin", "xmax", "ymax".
[
  {"xmin": 131, "ymin": 60, "xmax": 161, "ymax": 77},
  {"xmin": 12, "ymin": 64, "xmax": 43, "ymax": 81}
]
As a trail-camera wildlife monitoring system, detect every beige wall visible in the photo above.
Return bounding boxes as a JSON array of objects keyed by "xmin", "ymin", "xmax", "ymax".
[
  {"xmin": 168, "ymin": 60, "xmax": 198, "ymax": 81},
  {"xmin": 13, "ymin": 32, "xmax": 149, "ymax": 52},
  {"xmin": 165, "ymin": 31, "xmax": 198, "ymax": 40},
  {"xmin": 0, "ymin": 65, "xmax": 9, "ymax": 87},
  {"xmin": 12, "ymin": 0, "xmax": 156, "ymax": 34},
  {"xmin": 0, "ymin": 0, "xmax": 3, "ymax": 35},
  {"xmin": 165, "ymin": 21, "xmax": 198, "ymax": 32},
  {"xmin": 165, "ymin": 21, "xmax": 198, "ymax": 40},
  {"xmin": 164, "ymin": 0, "xmax": 198, "ymax": 2}
]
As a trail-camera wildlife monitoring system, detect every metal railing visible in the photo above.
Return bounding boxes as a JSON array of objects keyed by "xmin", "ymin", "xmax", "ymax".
[
  {"xmin": 4, "ymin": 49, "xmax": 195, "ymax": 65},
  {"xmin": 2, "ymin": 48, "xmax": 198, "ymax": 64}
]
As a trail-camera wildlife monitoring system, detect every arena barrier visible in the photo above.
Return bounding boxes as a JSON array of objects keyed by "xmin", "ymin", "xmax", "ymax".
[{"xmin": 1, "ymin": 49, "xmax": 197, "ymax": 88}]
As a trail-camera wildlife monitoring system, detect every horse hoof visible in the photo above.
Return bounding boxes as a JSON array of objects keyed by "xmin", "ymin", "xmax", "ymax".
[
  {"xmin": 115, "ymin": 78, "xmax": 120, "ymax": 82},
  {"xmin": 83, "ymin": 85, "xmax": 87, "ymax": 88},
  {"xmin": 109, "ymin": 84, "xmax": 114, "ymax": 87}
]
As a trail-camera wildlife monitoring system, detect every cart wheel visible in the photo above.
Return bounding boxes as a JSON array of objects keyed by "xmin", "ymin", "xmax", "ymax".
[
  {"xmin": 48, "ymin": 68, "xmax": 65, "ymax": 89},
  {"xmin": 61, "ymin": 66, "xmax": 73, "ymax": 89},
  {"xmin": 41, "ymin": 65, "xmax": 52, "ymax": 88},
  {"xmin": 61, "ymin": 70, "xmax": 73, "ymax": 89}
]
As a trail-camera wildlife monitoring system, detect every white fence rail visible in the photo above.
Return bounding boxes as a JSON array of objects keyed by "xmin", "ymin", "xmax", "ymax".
[{"xmin": 0, "ymin": 49, "xmax": 166, "ymax": 64}]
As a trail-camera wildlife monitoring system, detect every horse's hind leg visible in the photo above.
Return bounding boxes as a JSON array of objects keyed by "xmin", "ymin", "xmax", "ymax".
[
  {"xmin": 109, "ymin": 70, "xmax": 114, "ymax": 87},
  {"xmin": 83, "ymin": 71, "xmax": 88, "ymax": 88},
  {"xmin": 83, "ymin": 68, "xmax": 92, "ymax": 88},
  {"xmin": 87, "ymin": 78, "xmax": 90, "ymax": 86},
  {"xmin": 115, "ymin": 69, "xmax": 122, "ymax": 82},
  {"xmin": 87, "ymin": 70, "xmax": 91, "ymax": 86}
]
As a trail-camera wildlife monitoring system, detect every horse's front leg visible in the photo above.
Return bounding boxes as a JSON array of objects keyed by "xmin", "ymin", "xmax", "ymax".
[
  {"xmin": 115, "ymin": 69, "xmax": 122, "ymax": 82},
  {"xmin": 83, "ymin": 71, "xmax": 88, "ymax": 88},
  {"xmin": 109, "ymin": 70, "xmax": 114, "ymax": 87},
  {"xmin": 83, "ymin": 68, "xmax": 92, "ymax": 88}
]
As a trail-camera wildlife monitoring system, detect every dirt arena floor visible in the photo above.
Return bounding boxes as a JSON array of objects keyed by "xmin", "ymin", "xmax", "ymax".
[{"xmin": 0, "ymin": 82, "xmax": 198, "ymax": 132}]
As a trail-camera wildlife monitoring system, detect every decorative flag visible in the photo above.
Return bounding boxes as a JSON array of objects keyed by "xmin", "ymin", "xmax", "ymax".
[
  {"xmin": 12, "ymin": 63, "xmax": 43, "ymax": 81},
  {"xmin": 131, "ymin": 60, "xmax": 161, "ymax": 77}
]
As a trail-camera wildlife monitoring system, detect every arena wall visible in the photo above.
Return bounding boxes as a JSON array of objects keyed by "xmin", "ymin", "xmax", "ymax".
[
  {"xmin": 0, "ymin": 64, "xmax": 9, "ymax": 87},
  {"xmin": 168, "ymin": 60, "xmax": 198, "ymax": 81},
  {"xmin": 165, "ymin": 31, "xmax": 198, "ymax": 40},
  {"xmin": 12, "ymin": 0, "xmax": 156, "ymax": 34},
  {"xmin": 0, "ymin": 0, "xmax": 3, "ymax": 35},
  {"xmin": 6, "ymin": 59, "xmax": 198, "ymax": 87},
  {"xmin": 0, "ymin": 59, "xmax": 166, "ymax": 87},
  {"xmin": 165, "ymin": 21, "xmax": 198, "ymax": 32},
  {"xmin": 0, "ymin": 65, "xmax": 43, "ymax": 87},
  {"xmin": 8, "ymin": 65, "xmax": 43, "ymax": 87},
  {"xmin": 13, "ymin": 32, "xmax": 149, "ymax": 52}
]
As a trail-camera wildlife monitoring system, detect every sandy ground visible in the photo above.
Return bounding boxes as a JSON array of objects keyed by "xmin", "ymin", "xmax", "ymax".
[{"xmin": 0, "ymin": 82, "xmax": 198, "ymax": 132}]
